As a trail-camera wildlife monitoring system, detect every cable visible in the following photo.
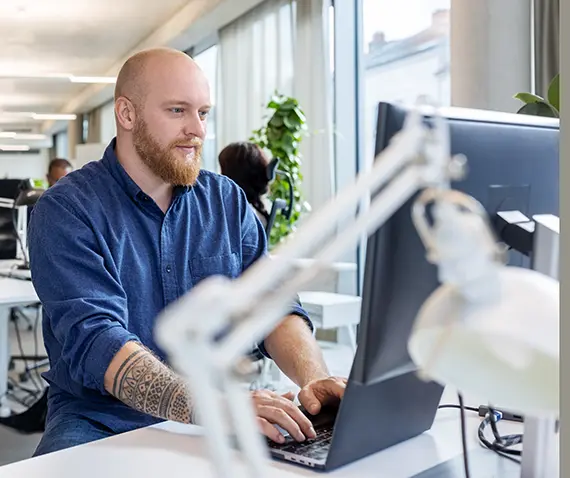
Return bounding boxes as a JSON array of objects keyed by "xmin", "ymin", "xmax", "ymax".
[
  {"xmin": 438, "ymin": 403, "xmax": 479, "ymax": 413},
  {"xmin": 12, "ymin": 311, "xmax": 42, "ymax": 392},
  {"xmin": 477, "ymin": 409, "xmax": 522, "ymax": 464},
  {"xmin": 438, "ymin": 401, "xmax": 523, "ymax": 468},
  {"xmin": 457, "ymin": 393, "xmax": 471, "ymax": 478}
]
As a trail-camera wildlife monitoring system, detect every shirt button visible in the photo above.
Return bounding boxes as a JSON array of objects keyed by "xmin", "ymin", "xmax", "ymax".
[{"xmin": 166, "ymin": 265, "xmax": 172, "ymax": 273}]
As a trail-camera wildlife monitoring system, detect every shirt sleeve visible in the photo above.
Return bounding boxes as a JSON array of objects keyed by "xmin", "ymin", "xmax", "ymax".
[
  {"xmin": 238, "ymin": 189, "xmax": 313, "ymax": 360},
  {"xmin": 28, "ymin": 193, "xmax": 140, "ymax": 394}
]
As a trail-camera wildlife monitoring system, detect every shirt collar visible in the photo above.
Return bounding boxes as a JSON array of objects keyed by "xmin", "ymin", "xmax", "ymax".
[{"xmin": 101, "ymin": 138, "xmax": 193, "ymax": 202}]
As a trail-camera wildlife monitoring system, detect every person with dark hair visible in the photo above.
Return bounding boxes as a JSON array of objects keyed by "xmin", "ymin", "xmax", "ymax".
[
  {"xmin": 218, "ymin": 142, "xmax": 272, "ymax": 227},
  {"xmin": 46, "ymin": 158, "xmax": 73, "ymax": 187}
]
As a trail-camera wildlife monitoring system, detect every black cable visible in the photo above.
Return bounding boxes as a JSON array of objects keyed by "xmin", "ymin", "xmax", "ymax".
[
  {"xmin": 477, "ymin": 412, "xmax": 522, "ymax": 464},
  {"xmin": 12, "ymin": 312, "xmax": 42, "ymax": 392},
  {"xmin": 438, "ymin": 404, "xmax": 479, "ymax": 413},
  {"xmin": 457, "ymin": 393, "xmax": 471, "ymax": 478}
]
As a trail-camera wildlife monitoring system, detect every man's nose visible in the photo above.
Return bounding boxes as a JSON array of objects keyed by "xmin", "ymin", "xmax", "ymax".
[{"xmin": 182, "ymin": 113, "xmax": 206, "ymax": 140}]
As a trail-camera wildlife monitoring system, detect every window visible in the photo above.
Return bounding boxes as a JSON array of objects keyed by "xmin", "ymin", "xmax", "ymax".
[
  {"xmin": 193, "ymin": 45, "xmax": 218, "ymax": 172},
  {"xmin": 361, "ymin": 0, "xmax": 451, "ymax": 166}
]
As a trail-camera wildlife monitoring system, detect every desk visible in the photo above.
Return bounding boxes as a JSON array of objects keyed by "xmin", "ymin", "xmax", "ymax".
[
  {"xmin": 0, "ymin": 276, "xmax": 39, "ymax": 415},
  {"xmin": 0, "ymin": 390, "xmax": 558, "ymax": 477}
]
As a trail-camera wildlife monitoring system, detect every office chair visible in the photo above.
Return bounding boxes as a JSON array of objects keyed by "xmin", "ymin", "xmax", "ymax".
[
  {"xmin": 264, "ymin": 158, "xmax": 294, "ymax": 236},
  {"xmin": 249, "ymin": 160, "xmax": 295, "ymax": 391}
]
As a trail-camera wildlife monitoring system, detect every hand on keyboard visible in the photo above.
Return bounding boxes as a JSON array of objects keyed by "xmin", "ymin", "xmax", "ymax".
[
  {"xmin": 298, "ymin": 376, "xmax": 347, "ymax": 415},
  {"xmin": 251, "ymin": 389, "xmax": 317, "ymax": 444}
]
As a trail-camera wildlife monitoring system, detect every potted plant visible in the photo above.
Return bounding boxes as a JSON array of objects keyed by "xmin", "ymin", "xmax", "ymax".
[
  {"xmin": 514, "ymin": 73, "xmax": 560, "ymax": 118},
  {"xmin": 250, "ymin": 94, "xmax": 311, "ymax": 248}
]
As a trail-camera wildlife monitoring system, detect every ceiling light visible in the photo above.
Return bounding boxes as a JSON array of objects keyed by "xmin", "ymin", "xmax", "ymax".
[
  {"xmin": 31, "ymin": 113, "xmax": 77, "ymax": 121},
  {"xmin": 69, "ymin": 76, "xmax": 116, "ymax": 84},
  {"xmin": 0, "ymin": 132, "xmax": 47, "ymax": 140},
  {"xmin": 0, "ymin": 144, "xmax": 30, "ymax": 151}
]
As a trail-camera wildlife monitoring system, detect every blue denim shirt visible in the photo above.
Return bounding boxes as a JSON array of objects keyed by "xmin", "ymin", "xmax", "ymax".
[{"xmin": 28, "ymin": 139, "xmax": 311, "ymax": 434}]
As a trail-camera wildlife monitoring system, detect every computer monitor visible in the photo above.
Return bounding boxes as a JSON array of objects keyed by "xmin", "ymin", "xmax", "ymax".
[
  {"xmin": 0, "ymin": 178, "xmax": 33, "ymax": 260},
  {"xmin": 269, "ymin": 103, "xmax": 559, "ymax": 472},
  {"xmin": 353, "ymin": 102, "xmax": 559, "ymax": 386}
]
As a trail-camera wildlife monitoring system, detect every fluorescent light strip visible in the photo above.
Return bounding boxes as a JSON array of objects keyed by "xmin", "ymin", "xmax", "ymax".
[
  {"xmin": 31, "ymin": 113, "xmax": 77, "ymax": 121},
  {"xmin": 0, "ymin": 132, "xmax": 47, "ymax": 140},
  {"xmin": 0, "ymin": 144, "xmax": 31, "ymax": 151},
  {"xmin": 0, "ymin": 73, "xmax": 116, "ymax": 84},
  {"xmin": 0, "ymin": 112, "xmax": 77, "ymax": 121},
  {"xmin": 69, "ymin": 76, "xmax": 116, "ymax": 84}
]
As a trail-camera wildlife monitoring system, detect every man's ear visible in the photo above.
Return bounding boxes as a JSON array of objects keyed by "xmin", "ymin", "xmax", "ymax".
[{"xmin": 115, "ymin": 97, "xmax": 136, "ymax": 131}]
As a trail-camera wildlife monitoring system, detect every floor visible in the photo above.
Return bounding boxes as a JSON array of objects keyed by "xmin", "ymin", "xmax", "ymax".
[{"xmin": 0, "ymin": 308, "xmax": 355, "ymax": 468}]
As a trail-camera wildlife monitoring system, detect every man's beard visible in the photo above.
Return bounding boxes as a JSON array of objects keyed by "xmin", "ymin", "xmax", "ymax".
[{"xmin": 133, "ymin": 118, "xmax": 202, "ymax": 186}]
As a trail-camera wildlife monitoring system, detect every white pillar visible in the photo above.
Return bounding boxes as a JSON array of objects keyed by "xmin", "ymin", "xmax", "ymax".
[{"xmin": 450, "ymin": 0, "xmax": 532, "ymax": 113}]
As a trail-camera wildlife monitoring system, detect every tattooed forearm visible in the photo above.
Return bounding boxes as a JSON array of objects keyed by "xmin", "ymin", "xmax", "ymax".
[{"xmin": 109, "ymin": 346, "xmax": 194, "ymax": 424}]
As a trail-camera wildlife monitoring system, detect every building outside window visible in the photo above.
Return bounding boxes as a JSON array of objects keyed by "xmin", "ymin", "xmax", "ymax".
[{"xmin": 361, "ymin": 0, "xmax": 451, "ymax": 165}]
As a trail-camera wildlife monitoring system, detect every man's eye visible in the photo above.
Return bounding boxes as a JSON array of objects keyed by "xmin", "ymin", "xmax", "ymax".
[
  {"xmin": 199, "ymin": 111, "xmax": 210, "ymax": 120},
  {"xmin": 170, "ymin": 107, "xmax": 184, "ymax": 114}
]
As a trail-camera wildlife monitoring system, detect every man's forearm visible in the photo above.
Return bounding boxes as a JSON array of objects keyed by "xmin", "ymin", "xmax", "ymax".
[
  {"xmin": 263, "ymin": 315, "xmax": 329, "ymax": 388},
  {"xmin": 104, "ymin": 341, "xmax": 193, "ymax": 424}
]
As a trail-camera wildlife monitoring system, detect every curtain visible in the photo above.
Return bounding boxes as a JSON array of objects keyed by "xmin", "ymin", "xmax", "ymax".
[
  {"xmin": 294, "ymin": 0, "xmax": 334, "ymax": 211},
  {"xmin": 218, "ymin": 0, "xmax": 334, "ymax": 210},
  {"xmin": 534, "ymin": 0, "xmax": 559, "ymax": 98},
  {"xmin": 218, "ymin": 0, "xmax": 295, "ymax": 150}
]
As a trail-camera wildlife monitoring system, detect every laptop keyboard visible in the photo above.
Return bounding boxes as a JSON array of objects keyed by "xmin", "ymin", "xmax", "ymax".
[{"xmin": 267, "ymin": 424, "xmax": 334, "ymax": 460}]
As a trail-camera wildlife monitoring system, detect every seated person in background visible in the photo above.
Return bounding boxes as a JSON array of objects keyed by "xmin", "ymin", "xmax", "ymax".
[
  {"xmin": 28, "ymin": 47, "xmax": 346, "ymax": 457},
  {"xmin": 46, "ymin": 158, "xmax": 73, "ymax": 187},
  {"xmin": 219, "ymin": 142, "xmax": 272, "ymax": 228}
]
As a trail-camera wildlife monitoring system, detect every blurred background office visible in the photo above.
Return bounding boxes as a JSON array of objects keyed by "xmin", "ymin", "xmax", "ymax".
[{"xmin": 0, "ymin": 0, "xmax": 560, "ymax": 467}]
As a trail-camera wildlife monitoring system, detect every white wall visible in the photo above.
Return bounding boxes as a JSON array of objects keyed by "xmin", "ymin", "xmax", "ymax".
[{"xmin": 0, "ymin": 150, "xmax": 50, "ymax": 180}]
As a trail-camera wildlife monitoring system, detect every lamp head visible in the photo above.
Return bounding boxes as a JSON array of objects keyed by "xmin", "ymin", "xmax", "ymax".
[
  {"xmin": 409, "ymin": 266, "xmax": 559, "ymax": 416},
  {"xmin": 408, "ymin": 188, "xmax": 559, "ymax": 417}
]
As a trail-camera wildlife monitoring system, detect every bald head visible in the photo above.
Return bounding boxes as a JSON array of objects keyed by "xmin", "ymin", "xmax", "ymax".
[
  {"xmin": 113, "ymin": 46, "xmax": 211, "ymax": 187},
  {"xmin": 114, "ymin": 47, "xmax": 200, "ymax": 109}
]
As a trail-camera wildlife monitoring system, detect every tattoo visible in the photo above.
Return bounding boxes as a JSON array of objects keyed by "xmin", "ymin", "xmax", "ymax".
[{"xmin": 112, "ymin": 348, "xmax": 193, "ymax": 424}]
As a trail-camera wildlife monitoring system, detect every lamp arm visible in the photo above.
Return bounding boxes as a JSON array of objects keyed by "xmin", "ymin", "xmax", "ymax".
[{"xmin": 154, "ymin": 105, "xmax": 476, "ymax": 478}]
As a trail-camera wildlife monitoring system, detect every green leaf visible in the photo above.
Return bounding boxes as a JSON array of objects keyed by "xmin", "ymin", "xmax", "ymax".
[
  {"xmin": 547, "ymin": 74, "xmax": 560, "ymax": 112},
  {"xmin": 517, "ymin": 101, "xmax": 559, "ymax": 118},
  {"xmin": 269, "ymin": 115, "xmax": 284, "ymax": 127},
  {"xmin": 514, "ymin": 92, "xmax": 544, "ymax": 104},
  {"xmin": 293, "ymin": 107, "xmax": 307, "ymax": 123}
]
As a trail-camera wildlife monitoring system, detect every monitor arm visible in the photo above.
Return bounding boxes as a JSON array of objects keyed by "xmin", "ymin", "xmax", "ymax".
[{"xmin": 155, "ymin": 104, "xmax": 504, "ymax": 478}]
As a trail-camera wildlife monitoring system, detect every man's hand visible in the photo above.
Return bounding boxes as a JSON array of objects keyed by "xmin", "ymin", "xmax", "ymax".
[
  {"xmin": 298, "ymin": 376, "xmax": 348, "ymax": 415},
  {"xmin": 252, "ymin": 389, "xmax": 317, "ymax": 444}
]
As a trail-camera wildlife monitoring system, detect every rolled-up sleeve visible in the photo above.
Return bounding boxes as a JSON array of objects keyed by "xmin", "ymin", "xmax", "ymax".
[
  {"xmin": 238, "ymin": 189, "xmax": 313, "ymax": 359},
  {"xmin": 28, "ymin": 194, "xmax": 140, "ymax": 394}
]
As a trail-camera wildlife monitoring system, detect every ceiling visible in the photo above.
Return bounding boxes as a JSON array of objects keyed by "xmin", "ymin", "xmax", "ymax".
[{"xmin": 0, "ymin": 0, "xmax": 223, "ymax": 139}]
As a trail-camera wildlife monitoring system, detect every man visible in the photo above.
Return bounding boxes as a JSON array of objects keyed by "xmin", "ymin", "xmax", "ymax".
[
  {"xmin": 46, "ymin": 158, "xmax": 73, "ymax": 187},
  {"xmin": 28, "ymin": 47, "xmax": 346, "ymax": 456}
]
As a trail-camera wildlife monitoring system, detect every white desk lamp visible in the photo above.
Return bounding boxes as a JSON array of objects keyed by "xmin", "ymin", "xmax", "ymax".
[{"xmin": 155, "ymin": 103, "xmax": 559, "ymax": 478}]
